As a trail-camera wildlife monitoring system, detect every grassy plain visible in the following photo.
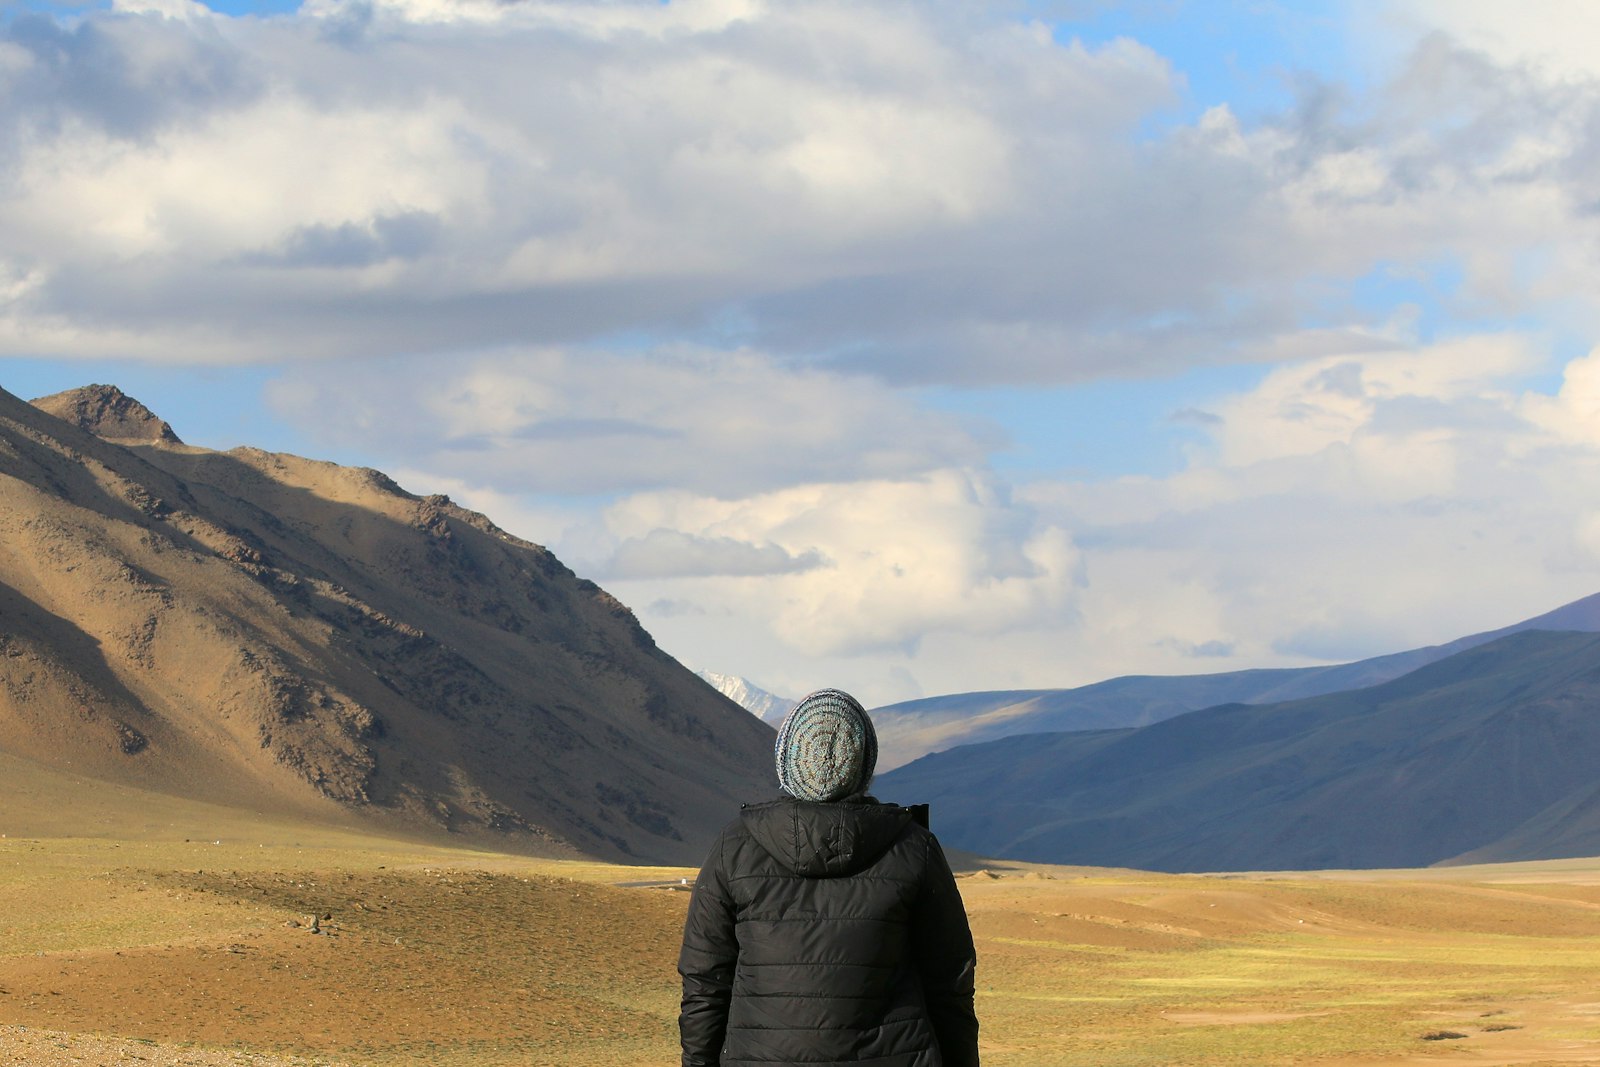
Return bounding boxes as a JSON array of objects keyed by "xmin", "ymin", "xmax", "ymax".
[{"xmin": 2, "ymin": 753, "xmax": 1600, "ymax": 1065}]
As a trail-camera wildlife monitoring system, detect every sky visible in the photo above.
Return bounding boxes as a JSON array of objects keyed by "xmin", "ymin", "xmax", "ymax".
[{"xmin": 4, "ymin": 0, "xmax": 1600, "ymax": 708}]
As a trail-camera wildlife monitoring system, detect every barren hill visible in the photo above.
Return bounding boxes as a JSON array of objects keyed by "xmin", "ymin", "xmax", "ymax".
[{"xmin": 0, "ymin": 384, "xmax": 773, "ymax": 863}]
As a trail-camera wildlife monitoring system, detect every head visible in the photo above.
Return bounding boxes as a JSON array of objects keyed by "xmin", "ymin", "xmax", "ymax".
[{"xmin": 774, "ymin": 688, "xmax": 878, "ymax": 802}]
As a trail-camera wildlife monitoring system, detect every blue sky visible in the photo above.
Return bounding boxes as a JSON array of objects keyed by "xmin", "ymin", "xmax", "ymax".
[
  {"xmin": 4, "ymin": 0, "xmax": 1600, "ymax": 706},
  {"xmin": 1059, "ymin": 1, "xmax": 1362, "ymax": 119}
]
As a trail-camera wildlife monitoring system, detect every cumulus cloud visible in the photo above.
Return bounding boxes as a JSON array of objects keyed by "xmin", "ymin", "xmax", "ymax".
[
  {"xmin": 265, "ymin": 345, "xmax": 997, "ymax": 495},
  {"xmin": 1022, "ymin": 335, "xmax": 1600, "ymax": 670},
  {"xmin": 1388, "ymin": 1, "xmax": 1600, "ymax": 86},
  {"xmin": 3, "ymin": 0, "xmax": 1597, "ymax": 384},
  {"xmin": 247, "ymin": 211, "xmax": 444, "ymax": 269},
  {"xmin": 601, "ymin": 529, "xmax": 825, "ymax": 580},
  {"xmin": 0, "ymin": 0, "xmax": 1050, "ymax": 364},
  {"xmin": 594, "ymin": 468, "xmax": 1084, "ymax": 660},
  {"xmin": 1205, "ymin": 334, "xmax": 1538, "ymax": 471},
  {"xmin": 1523, "ymin": 348, "xmax": 1600, "ymax": 445}
]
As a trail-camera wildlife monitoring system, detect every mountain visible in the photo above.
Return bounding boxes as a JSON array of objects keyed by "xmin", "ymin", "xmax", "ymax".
[
  {"xmin": 870, "ymin": 591, "xmax": 1600, "ymax": 769},
  {"xmin": 880, "ymin": 628, "xmax": 1600, "ymax": 871},
  {"xmin": 0, "ymin": 384, "xmax": 774, "ymax": 863},
  {"xmin": 695, "ymin": 671, "xmax": 797, "ymax": 726}
]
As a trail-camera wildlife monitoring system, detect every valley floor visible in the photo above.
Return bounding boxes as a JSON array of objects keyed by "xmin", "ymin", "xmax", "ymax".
[
  {"xmin": 0, "ymin": 1023, "xmax": 346, "ymax": 1066},
  {"xmin": 2, "ymin": 773, "xmax": 1599, "ymax": 1066}
]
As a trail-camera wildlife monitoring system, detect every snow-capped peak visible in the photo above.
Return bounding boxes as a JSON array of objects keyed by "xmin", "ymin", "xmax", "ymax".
[{"xmin": 696, "ymin": 670, "xmax": 798, "ymax": 726}]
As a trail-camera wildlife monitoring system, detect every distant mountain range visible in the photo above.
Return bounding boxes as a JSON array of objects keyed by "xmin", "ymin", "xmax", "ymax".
[
  {"xmin": 880, "ymin": 628, "xmax": 1600, "ymax": 871},
  {"xmin": 695, "ymin": 671, "xmax": 797, "ymax": 726},
  {"xmin": 0, "ymin": 384, "xmax": 773, "ymax": 863},
  {"xmin": 871, "ymin": 592, "xmax": 1600, "ymax": 769}
]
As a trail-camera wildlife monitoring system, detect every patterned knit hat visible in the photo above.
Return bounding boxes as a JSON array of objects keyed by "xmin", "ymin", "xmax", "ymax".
[{"xmin": 775, "ymin": 688, "xmax": 878, "ymax": 802}]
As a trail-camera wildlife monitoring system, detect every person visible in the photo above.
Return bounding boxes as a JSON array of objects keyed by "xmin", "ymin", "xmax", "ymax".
[{"xmin": 678, "ymin": 688, "xmax": 980, "ymax": 1067}]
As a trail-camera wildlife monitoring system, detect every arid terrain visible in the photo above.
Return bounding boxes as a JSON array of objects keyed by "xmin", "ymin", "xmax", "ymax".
[
  {"xmin": 0, "ymin": 384, "xmax": 774, "ymax": 865},
  {"xmin": 1, "ymin": 753, "xmax": 1599, "ymax": 1067}
]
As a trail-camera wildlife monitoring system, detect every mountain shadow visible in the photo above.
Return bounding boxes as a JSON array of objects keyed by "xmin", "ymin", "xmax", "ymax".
[
  {"xmin": 880, "ymin": 628, "xmax": 1600, "ymax": 871},
  {"xmin": 870, "ymin": 592, "xmax": 1600, "ymax": 769}
]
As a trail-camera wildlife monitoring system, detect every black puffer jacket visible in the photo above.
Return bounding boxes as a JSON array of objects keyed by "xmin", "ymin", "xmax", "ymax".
[{"xmin": 678, "ymin": 796, "xmax": 979, "ymax": 1067}]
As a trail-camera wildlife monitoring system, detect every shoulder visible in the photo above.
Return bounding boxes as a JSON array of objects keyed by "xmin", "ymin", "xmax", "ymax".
[
  {"xmin": 704, "ymin": 801, "xmax": 776, "ymax": 864},
  {"xmin": 709, "ymin": 811, "xmax": 753, "ymax": 852},
  {"xmin": 867, "ymin": 798, "xmax": 938, "ymax": 847},
  {"xmin": 877, "ymin": 816, "xmax": 959, "ymax": 887}
]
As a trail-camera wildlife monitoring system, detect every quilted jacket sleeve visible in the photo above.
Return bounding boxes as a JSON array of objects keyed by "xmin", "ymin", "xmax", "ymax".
[
  {"xmin": 913, "ymin": 832, "xmax": 980, "ymax": 1067},
  {"xmin": 678, "ymin": 827, "xmax": 738, "ymax": 1067}
]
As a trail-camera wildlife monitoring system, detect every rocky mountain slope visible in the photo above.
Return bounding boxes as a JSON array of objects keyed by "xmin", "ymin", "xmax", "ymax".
[
  {"xmin": 0, "ymin": 384, "xmax": 774, "ymax": 862},
  {"xmin": 872, "ymin": 591, "xmax": 1600, "ymax": 768},
  {"xmin": 881, "ymin": 628, "xmax": 1600, "ymax": 871}
]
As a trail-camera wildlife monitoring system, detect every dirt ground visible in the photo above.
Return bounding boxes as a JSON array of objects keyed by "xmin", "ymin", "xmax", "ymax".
[
  {"xmin": 1, "ymin": 823, "xmax": 1600, "ymax": 1065},
  {"xmin": 0, "ymin": 858, "xmax": 684, "ymax": 1066}
]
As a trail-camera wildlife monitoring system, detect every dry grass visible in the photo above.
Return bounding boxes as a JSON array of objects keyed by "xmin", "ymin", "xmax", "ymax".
[
  {"xmin": 0, "ymin": 804, "xmax": 688, "ymax": 1067},
  {"xmin": 3, "ymin": 766, "xmax": 1600, "ymax": 1065},
  {"xmin": 962, "ymin": 864, "xmax": 1600, "ymax": 1066}
]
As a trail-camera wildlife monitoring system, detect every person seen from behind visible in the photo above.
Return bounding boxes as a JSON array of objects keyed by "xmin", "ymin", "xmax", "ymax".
[{"xmin": 678, "ymin": 688, "xmax": 980, "ymax": 1066}]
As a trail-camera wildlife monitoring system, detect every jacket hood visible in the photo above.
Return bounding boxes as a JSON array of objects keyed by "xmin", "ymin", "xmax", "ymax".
[{"xmin": 741, "ymin": 796, "xmax": 916, "ymax": 877}]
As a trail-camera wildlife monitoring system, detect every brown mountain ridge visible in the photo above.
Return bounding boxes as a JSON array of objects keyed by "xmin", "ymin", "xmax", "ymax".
[{"xmin": 0, "ymin": 383, "xmax": 773, "ymax": 863}]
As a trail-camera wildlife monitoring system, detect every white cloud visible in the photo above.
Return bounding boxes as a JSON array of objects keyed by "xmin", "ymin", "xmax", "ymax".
[
  {"xmin": 0, "ymin": 2, "xmax": 1059, "ymax": 366},
  {"xmin": 113, "ymin": 0, "xmax": 214, "ymax": 21},
  {"xmin": 1208, "ymin": 334, "xmax": 1538, "ymax": 469},
  {"xmin": 8, "ymin": 98, "xmax": 474, "ymax": 264},
  {"xmin": 1389, "ymin": 1, "xmax": 1600, "ymax": 87},
  {"xmin": 300, "ymin": 0, "xmax": 766, "ymax": 33},
  {"xmin": 1022, "ymin": 335, "xmax": 1600, "ymax": 668},
  {"xmin": 265, "ymin": 345, "xmax": 997, "ymax": 495},
  {"xmin": 603, "ymin": 529, "xmax": 825, "ymax": 580},
  {"xmin": 12, "ymin": 1, "xmax": 1600, "ymax": 384},
  {"xmin": 596, "ymin": 468, "xmax": 1083, "ymax": 662},
  {"xmin": 1523, "ymin": 347, "xmax": 1600, "ymax": 446}
]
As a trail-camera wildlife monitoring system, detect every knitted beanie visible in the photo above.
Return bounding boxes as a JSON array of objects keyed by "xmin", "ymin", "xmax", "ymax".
[{"xmin": 774, "ymin": 688, "xmax": 878, "ymax": 802}]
